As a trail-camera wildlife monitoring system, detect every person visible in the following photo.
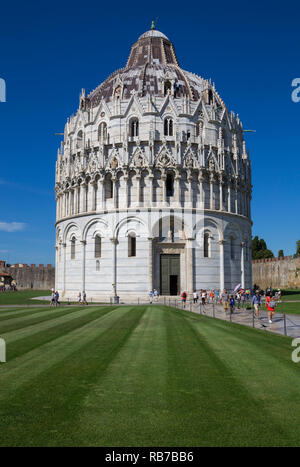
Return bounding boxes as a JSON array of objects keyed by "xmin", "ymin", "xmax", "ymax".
[
  {"xmin": 278, "ymin": 289, "xmax": 282, "ymax": 301},
  {"xmin": 236, "ymin": 291, "xmax": 241, "ymax": 309},
  {"xmin": 201, "ymin": 290, "xmax": 206, "ymax": 305},
  {"xmin": 229, "ymin": 295, "xmax": 235, "ymax": 313},
  {"xmin": 240, "ymin": 291, "xmax": 246, "ymax": 309},
  {"xmin": 209, "ymin": 289, "xmax": 214, "ymax": 303},
  {"xmin": 77, "ymin": 292, "xmax": 82, "ymax": 304},
  {"xmin": 82, "ymin": 291, "xmax": 88, "ymax": 305},
  {"xmin": 215, "ymin": 289, "xmax": 220, "ymax": 303},
  {"xmin": 153, "ymin": 289, "xmax": 159, "ymax": 302},
  {"xmin": 50, "ymin": 291, "xmax": 56, "ymax": 306},
  {"xmin": 266, "ymin": 292, "xmax": 276, "ymax": 323},
  {"xmin": 221, "ymin": 289, "xmax": 229, "ymax": 313},
  {"xmin": 54, "ymin": 291, "xmax": 60, "ymax": 307},
  {"xmin": 181, "ymin": 291, "xmax": 187, "ymax": 308},
  {"xmin": 251, "ymin": 290, "xmax": 262, "ymax": 318},
  {"xmin": 193, "ymin": 290, "xmax": 198, "ymax": 304},
  {"xmin": 149, "ymin": 290, "xmax": 153, "ymax": 304}
]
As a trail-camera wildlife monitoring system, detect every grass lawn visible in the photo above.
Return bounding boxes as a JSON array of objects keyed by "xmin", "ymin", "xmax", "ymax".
[
  {"xmin": 0, "ymin": 290, "xmax": 50, "ymax": 305},
  {"xmin": 259, "ymin": 301, "xmax": 300, "ymax": 315},
  {"xmin": 0, "ymin": 304, "xmax": 299, "ymax": 447}
]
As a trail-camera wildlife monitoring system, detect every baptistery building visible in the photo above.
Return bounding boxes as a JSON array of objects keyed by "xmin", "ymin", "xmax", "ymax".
[{"xmin": 54, "ymin": 25, "xmax": 252, "ymax": 300}]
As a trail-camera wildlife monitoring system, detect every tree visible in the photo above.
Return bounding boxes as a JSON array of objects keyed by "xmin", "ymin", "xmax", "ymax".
[
  {"xmin": 278, "ymin": 249, "xmax": 284, "ymax": 258},
  {"xmin": 251, "ymin": 236, "xmax": 274, "ymax": 260},
  {"xmin": 296, "ymin": 240, "xmax": 300, "ymax": 257}
]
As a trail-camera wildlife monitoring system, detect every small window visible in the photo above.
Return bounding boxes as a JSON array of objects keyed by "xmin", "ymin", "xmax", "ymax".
[
  {"xmin": 98, "ymin": 122, "xmax": 107, "ymax": 143},
  {"xmin": 130, "ymin": 118, "xmax": 139, "ymax": 137},
  {"xmin": 166, "ymin": 173, "xmax": 174, "ymax": 197},
  {"xmin": 95, "ymin": 235, "xmax": 101, "ymax": 258},
  {"xmin": 96, "ymin": 260, "xmax": 100, "ymax": 271},
  {"xmin": 164, "ymin": 118, "xmax": 173, "ymax": 136},
  {"xmin": 128, "ymin": 234, "xmax": 136, "ymax": 257},
  {"xmin": 187, "ymin": 130, "xmax": 190, "ymax": 141},
  {"xmin": 105, "ymin": 177, "xmax": 113, "ymax": 199},
  {"xmin": 204, "ymin": 233, "xmax": 210, "ymax": 258},
  {"xmin": 164, "ymin": 80, "xmax": 172, "ymax": 96},
  {"xmin": 71, "ymin": 236, "xmax": 76, "ymax": 260}
]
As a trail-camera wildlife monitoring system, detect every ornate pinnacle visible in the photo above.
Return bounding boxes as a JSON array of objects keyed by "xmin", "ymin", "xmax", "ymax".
[{"xmin": 151, "ymin": 19, "xmax": 155, "ymax": 30}]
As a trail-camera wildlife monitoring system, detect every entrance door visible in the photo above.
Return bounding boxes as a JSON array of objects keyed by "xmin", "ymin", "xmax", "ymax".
[{"xmin": 160, "ymin": 254, "xmax": 180, "ymax": 295}]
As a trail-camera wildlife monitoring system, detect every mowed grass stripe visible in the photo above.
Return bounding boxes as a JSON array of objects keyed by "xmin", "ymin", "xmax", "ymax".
[
  {"xmin": 2, "ymin": 307, "xmax": 108, "ymax": 344},
  {"xmin": 0, "ymin": 306, "xmax": 122, "ymax": 392},
  {"xmin": 0, "ymin": 306, "xmax": 62, "ymax": 322},
  {"xmin": 0, "ymin": 306, "xmax": 86, "ymax": 334},
  {"xmin": 0, "ymin": 306, "xmax": 146, "ymax": 446},
  {"xmin": 71, "ymin": 306, "xmax": 170, "ymax": 446},
  {"xmin": 5, "ymin": 306, "xmax": 120, "ymax": 360}
]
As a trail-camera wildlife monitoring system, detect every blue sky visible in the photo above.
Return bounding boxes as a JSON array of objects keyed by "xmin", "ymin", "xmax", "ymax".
[{"xmin": 0, "ymin": 0, "xmax": 299, "ymax": 265}]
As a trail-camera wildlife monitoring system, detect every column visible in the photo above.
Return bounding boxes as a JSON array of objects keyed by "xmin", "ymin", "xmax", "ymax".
[
  {"xmin": 228, "ymin": 183, "xmax": 231, "ymax": 213},
  {"xmin": 148, "ymin": 173, "xmax": 154, "ymax": 207},
  {"xmin": 188, "ymin": 174, "xmax": 193, "ymax": 208},
  {"xmin": 175, "ymin": 173, "xmax": 181, "ymax": 207},
  {"xmin": 219, "ymin": 239, "xmax": 226, "ymax": 291},
  {"xmin": 219, "ymin": 176, "xmax": 223, "ymax": 211},
  {"xmin": 241, "ymin": 241, "xmax": 245, "ymax": 289},
  {"xmin": 81, "ymin": 182, "xmax": 87, "ymax": 212},
  {"xmin": 110, "ymin": 237, "xmax": 117, "ymax": 298},
  {"xmin": 90, "ymin": 181, "xmax": 97, "ymax": 211},
  {"xmin": 136, "ymin": 174, "xmax": 141, "ymax": 207},
  {"xmin": 62, "ymin": 242, "xmax": 66, "ymax": 294},
  {"xmin": 161, "ymin": 174, "xmax": 167, "ymax": 206},
  {"xmin": 97, "ymin": 177, "xmax": 105, "ymax": 211},
  {"xmin": 124, "ymin": 174, "xmax": 129, "ymax": 209},
  {"xmin": 74, "ymin": 186, "xmax": 78, "ymax": 214},
  {"xmin": 235, "ymin": 181, "xmax": 238, "ymax": 214},
  {"xmin": 148, "ymin": 237, "xmax": 154, "ymax": 291},
  {"xmin": 210, "ymin": 174, "xmax": 214, "ymax": 210},
  {"xmin": 112, "ymin": 177, "xmax": 117, "ymax": 209},
  {"xmin": 80, "ymin": 240, "xmax": 86, "ymax": 293},
  {"xmin": 198, "ymin": 171, "xmax": 204, "ymax": 209},
  {"xmin": 186, "ymin": 238, "xmax": 194, "ymax": 294}
]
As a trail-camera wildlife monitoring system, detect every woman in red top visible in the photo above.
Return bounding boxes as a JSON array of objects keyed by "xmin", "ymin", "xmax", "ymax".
[{"xmin": 266, "ymin": 292, "xmax": 275, "ymax": 323}]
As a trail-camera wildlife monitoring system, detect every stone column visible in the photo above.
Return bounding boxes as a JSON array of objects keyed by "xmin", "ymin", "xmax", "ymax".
[
  {"xmin": 161, "ymin": 173, "xmax": 167, "ymax": 206},
  {"xmin": 235, "ymin": 180, "xmax": 238, "ymax": 214},
  {"xmin": 188, "ymin": 173, "xmax": 193, "ymax": 208},
  {"xmin": 175, "ymin": 173, "xmax": 181, "ymax": 207},
  {"xmin": 124, "ymin": 174, "xmax": 129, "ymax": 209},
  {"xmin": 219, "ymin": 239, "xmax": 226, "ymax": 291},
  {"xmin": 97, "ymin": 176, "xmax": 105, "ymax": 211},
  {"xmin": 110, "ymin": 237, "xmax": 117, "ymax": 298},
  {"xmin": 90, "ymin": 181, "xmax": 97, "ymax": 211},
  {"xmin": 81, "ymin": 182, "xmax": 87, "ymax": 213},
  {"xmin": 62, "ymin": 242, "xmax": 66, "ymax": 294},
  {"xmin": 219, "ymin": 175, "xmax": 224, "ymax": 211},
  {"xmin": 209, "ymin": 173, "xmax": 214, "ymax": 210},
  {"xmin": 228, "ymin": 182, "xmax": 231, "ymax": 213},
  {"xmin": 112, "ymin": 176, "xmax": 117, "ymax": 209},
  {"xmin": 148, "ymin": 173, "xmax": 154, "ymax": 207},
  {"xmin": 241, "ymin": 241, "xmax": 245, "ymax": 289},
  {"xmin": 198, "ymin": 171, "xmax": 205, "ymax": 209},
  {"xmin": 136, "ymin": 173, "xmax": 141, "ymax": 207},
  {"xmin": 186, "ymin": 238, "xmax": 194, "ymax": 294},
  {"xmin": 80, "ymin": 240, "xmax": 86, "ymax": 293},
  {"xmin": 148, "ymin": 237, "xmax": 154, "ymax": 291}
]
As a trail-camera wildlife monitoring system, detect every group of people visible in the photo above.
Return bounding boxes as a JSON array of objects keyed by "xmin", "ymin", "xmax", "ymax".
[
  {"xmin": 50, "ymin": 289, "xmax": 60, "ymax": 306},
  {"xmin": 77, "ymin": 291, "xmax": 88, "ymax": 305},
  {"xmin": 149, "ymin": 289, "xmax": 159, "ymax": 303}
]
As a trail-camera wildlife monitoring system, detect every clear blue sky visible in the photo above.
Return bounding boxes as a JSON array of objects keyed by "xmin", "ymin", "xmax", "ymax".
[{"xmin": 0, "ymin": 0, "xmax": 299, "ymax": 265}]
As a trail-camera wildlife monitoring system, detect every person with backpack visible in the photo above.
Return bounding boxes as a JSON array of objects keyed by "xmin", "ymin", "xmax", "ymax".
[
  {"xmin": 251, "ymin": 290, "xmax": 262, "ymax": 318},
  {"xmin": 266, "ymin": 292, "xmax": 276, "ymax": 323},
  {"xmin": 229, "ymin": 295, "xmax": 235, "ymax": 314},
  {"xmin": 181, "ymin": 291, "xmax": 187, "ymax": 308}
]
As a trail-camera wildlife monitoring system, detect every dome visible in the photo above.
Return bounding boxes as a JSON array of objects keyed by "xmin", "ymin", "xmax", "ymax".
[{"xmin": 87, "ymin": 27, "xmax": 205, "ymax": 108}]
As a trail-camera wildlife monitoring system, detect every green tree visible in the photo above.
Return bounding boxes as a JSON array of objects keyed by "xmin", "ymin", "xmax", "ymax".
[
  {"xmin": 251, "ymin": 236, "xmax": 274, "ymax": 260},
  {"xmin": 278, "ymin": 249, "xmax": 284, "ymax": 258},
  {"xmin": 296, "ymin": 240, "xmax": 300, "ymax": 257}
]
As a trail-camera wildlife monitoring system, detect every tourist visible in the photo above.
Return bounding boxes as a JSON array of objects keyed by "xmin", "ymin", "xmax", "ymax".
[
  {"xmin": 201, "ymin": 290, "xmax": 206, "ymax": 305},
  {"xmin": 240, "ymin": 291, "xmax": 246, "ymax": 309},
  {"xmin": 221, "ymin": 289, "xmax": 229, "ymax": 313},
  {"xmin": 149, "ymin": 290, "xmax": 153, "ymax": 304},
  {"xmin": 77, "ymin": 292, "xmax": 82, "ymax": 304},
  {"xmin": 82, "ymin": 291, "xmax": 87, "ymax": 305},
  {"xmin": 229, "ymin": 295, "xmax": 235, "ymax": 314},
  {"xmin": 50, "ymin": 291, "xmax": 56, "ymax": 307},
  {"xmin": 193, "ymin": 290, "xmax": 198, "ymax": 304},
  {"xmin": 236, "ymin": 291, "xmax": 241, "ymax": 309},
  {"xmin": 278, "ymin": 289, "xmax": 282, "ymax": 301},
  {"xmin": 153, "ymin": 289, "xmax": 159, "ymax": 302},
  {"xmin": 209, "ymin": 289, "xmax": 214, "ymax": 303},
  {"xmin": 54, "ymin": 291, "xmax": 60, "ymax": 306},
  {"xmin": 251, "ymin": 290, "xmax": 262, "ymax": 318},
  {"xmin": 266, "ymin": 292, "xmax": 276, "ymax": 323},
  {"xmin": 215, "ymin": 289, "xmax": 220, "ymax": 303},
  {"xmin": 181, "ymin": 291, "xmax": 187, "ymax": 308}
]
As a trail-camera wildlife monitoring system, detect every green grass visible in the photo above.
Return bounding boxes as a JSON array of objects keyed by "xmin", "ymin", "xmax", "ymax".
[
  {"xmin": 0, "ymin": 305, "xmax": 300, "ymax": 447},
  {"xmin": 0, "ymin": 290, "xmax": 50, "ymax": 305},
  {"xmin": 260, "ymin": 301, "xmax": 300, "ymax": 315}
]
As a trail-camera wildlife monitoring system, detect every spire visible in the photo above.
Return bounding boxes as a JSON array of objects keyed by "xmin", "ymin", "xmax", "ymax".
[{"xmin": 151, "ymin": 19, "xmax": 155, "ymax": 30}]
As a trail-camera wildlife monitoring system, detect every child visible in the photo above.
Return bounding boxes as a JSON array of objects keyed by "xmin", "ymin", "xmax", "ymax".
[{"xmin": 229, "ymin": 295, "xmax": 235, "ymax": 314}]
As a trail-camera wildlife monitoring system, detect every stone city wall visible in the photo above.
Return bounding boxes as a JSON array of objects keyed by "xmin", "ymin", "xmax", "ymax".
[
  {"xmin": 0, "ymin": 261, "xmax": 55, "ymax": 290},
  {"xmin": 252, "ymin": 256, "xmax": 300, "ymax": 290}
]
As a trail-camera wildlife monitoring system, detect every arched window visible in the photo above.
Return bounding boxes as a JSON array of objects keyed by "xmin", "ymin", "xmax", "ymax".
[
  {"xmin": 105, "ymin": 176, "xmax": 113, "ymax": 199},
  {"xmin": 76, "ymin": 130, "xmax": 83, "ymax": 149},
  {"xmin": 130, "ymin": 118, "xmax": 139, "ymax": 137},
  {"xmin": 166, "ymin": 173, "xmax": 174, "ymax": 197},
  {"xmin": 98, "ymin": 122, "xmax": 107, "ymax": 143},
  {"xmin": 164, "ymin": 118, "xmax": 173, "ymax": 136},
  {"xmin": 208, "ymin": 89, "xmax": 213, "ymax": 105},
  {"xmin": 204, "ymin": 233, "xmax": 210, "ymax": 258},
  {"xmin": 164, "ymin": 80, "xmax": 172, "ymax": 96},
  {"xmin": 128, "ymin": 233, "xmax": 136, "ymax": 257},
  {"xmin": 230, "ymin": 236, "xmax": 235, "ymax": 260},
  {"xmin": 186, "ymin": 130, "xmax": 191, "ymax": 141},
  {"xmin": 71, "ymin": 236, "xmax": 76, "ymax": 260},
  {"xmin": 95, "ymin": 235, "xmax": 101, "ymax": 258}
]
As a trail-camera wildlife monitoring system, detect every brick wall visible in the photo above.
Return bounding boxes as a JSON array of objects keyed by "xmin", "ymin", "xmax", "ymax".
[
  {"xmin": 252, "ymin": 256, "xmax": 300, "ymax": 289},
  {"xmin": 0, "ymin": 262, "xmax": 55, "ymax": 290}
]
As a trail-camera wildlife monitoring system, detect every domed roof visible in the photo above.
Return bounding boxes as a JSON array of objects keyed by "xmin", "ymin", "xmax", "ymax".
[{"xmin": 86, "ymin": 26, "xmax": 205, "ymax": 108}]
